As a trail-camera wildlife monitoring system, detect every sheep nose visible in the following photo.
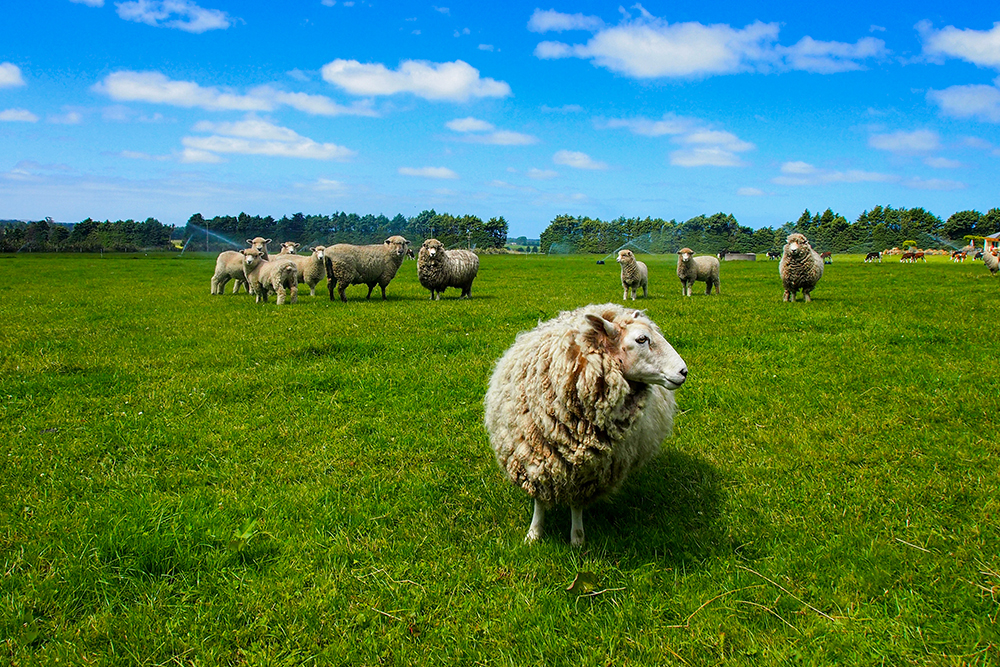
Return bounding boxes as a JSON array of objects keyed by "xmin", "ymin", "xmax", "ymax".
[{"xmin": 679, "ymin": 367, "xmax": 688, "ymax": 377}]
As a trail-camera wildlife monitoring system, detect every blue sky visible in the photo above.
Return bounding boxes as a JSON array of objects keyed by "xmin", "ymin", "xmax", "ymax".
[{"xmin": 2, "ymin": 1, "xmax": 1000, "ymax": 237}]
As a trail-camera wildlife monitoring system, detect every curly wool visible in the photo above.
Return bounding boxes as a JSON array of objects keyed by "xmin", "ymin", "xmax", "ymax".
[
  {"xmin": 617, "ymin": 250, "xmax": 648, "ymax": 300},
  {"xmin": 417, "ymin": 239, "xmax": 480, "ymax": 300},
  {"xmin": 281, "ymin": 246, "xmax": 328, "ymax": 297},
  {"xmin": 324, "ymin": 236, "xmax": 410, "ymax": 302},
  {"xmin": 779, "ymin": 233, "xmax": 824, "ymax": 302},
  {"xmin": 210, "ymin": 250, "xmax": 250, "ymax": 295},
  {"xmin": 241, "ymin": 249, "xmax": 298, "ymax": 305},
  {"xmin": 676, "ymin": 248, "xmax": 721, "ymax": 296},
  {"xmin": 485, "ymin": 304, "xmax": 677, "ymax": 509}
]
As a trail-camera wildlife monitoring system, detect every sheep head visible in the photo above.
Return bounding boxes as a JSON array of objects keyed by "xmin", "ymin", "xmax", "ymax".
[
  {"xmin": 384, "ymin": 235, "xmax": 411, "ymax": 257},
  {"xmin": 583, "ymin": 310, "xmax": 687, "ymax": 391},
  {"xmin": 616, "ymin": 249, "xmax": 635, "ymax": 264},
  {"xmin": 279, "ymin": 241, "xmax": 301, "ymax": 254},
  {"xmin": 783, "ymin": 233, "xmax": 812, "ymax": 259},
  {"xmin": 241, "ymin": 247, "xmax": 264, "ymax": 270},
  {"xmin": 246, "ymin": 237, "xmax": 272, "ymax": 254},
  {"xmin": 677, "ymin": 247, "xmax": 694, "ymax": 263},
  {"xmin": 420, "ymin": 238, "xmax": 445, "ymax": 263},
  {"xmin": 310, "ymin": 245, "xmax": 326, "ymax": 261}
]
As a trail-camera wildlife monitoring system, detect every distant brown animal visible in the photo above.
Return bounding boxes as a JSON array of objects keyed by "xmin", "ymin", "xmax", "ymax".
[
  {"xmin": 900, "ymin": 252, "xmax": 915, "ymax": 263},
  {"xmin": 912, "ymin": 251, "xmax": 926, "ymax": 263},
  {"xmin": 820, "ymin": 251, "xmax": 832, "ymax": 264},
  {"xmin": 951, "ymin": 250, "xmax": 967, "ymax": 262}
]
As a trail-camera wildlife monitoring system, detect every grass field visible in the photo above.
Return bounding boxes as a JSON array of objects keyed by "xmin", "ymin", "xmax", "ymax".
[{"xmin": 1, "ymin": 251, "xmax": 999, "ymax": 666}]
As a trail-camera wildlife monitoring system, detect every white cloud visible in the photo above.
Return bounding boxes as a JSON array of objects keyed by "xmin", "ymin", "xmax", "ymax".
[
  {"xmin": 917, "ymin": 20, "xmax": 1000, "ymax": 68},
  {"xmin": 48, "ymin": 110, "xmax": 83, "ymax": 124},
  {"xmin": 527, "ymin": 168, "xmax": 558, "ymax": 179},
  {"xmin": 603, "ymin": 113, "xmax": 754, "ymax": 167},
  {"xmin": 321, "ymin": 59, "xmax": 511, "ymax": 101},
  {"xmin": 71, "ymin": 0, "xmax": 104, "ymax": 4},
  {"xmin": 868, "ymin": 129, "xmax": 940, "ymax": 153},
  {"xmin": 527, "ymin": 9, "xmax": 604, "ymax": 33},
  {"xmin": 737, "ymin": 187, "xmax": 765, "ymax": 196},
  {"xmin": 310, "ymin": 178, "xmax": 346, "ymax": 192},
  {"xmin": 433, "ymin": 6, "xmax": 449, "ymax": 14},
  {"xmin": 446, "ymin": 116, "xmax": 494, "ymax": 132},
  {"xmin": 478, "ymin": 44, "xmax": 494, "ymax": 52},
  {"xmin": 321, "ymin": 0, "xmax": 335, "ymax": 5},
  {"xmin": 0, "ymin": 62, "xmax": 26, "ymax": 88},
  {"xmin": 182, "ymin": 118, "xmax": 355, "ymax": 161},
  {"xmin": 0, "ymin": 108, "xmax": 38, "ymax": 122},
  {"xmin": 399, "ymin": 166, "xmax": 459, "ymax": 179},
  {"xmin": 249, "ymin": 86, "xmax": 378, "ymax": 117},
  {"xmin": 927, "ymin": 84, "xmax": 1000, "ymax": 122},
  {"xmin": 601, "ymin": 113, "xmax": 698, "ymax": 136},
  {"xmin": 95, "ymin": 71, "xmax": 269, "ymax": 110},
  {"xmin": 540, "ymin": 104, "xmax": 583, "ymax": 113},
  {"xmin": 533, "ymin": 9, "xmax": 885, "ymax": 79},
  {"xmin": 120, "ymin": 150, "xmax": 170, "ymax": 161},
  {"xmin": 553, "ymin": 149, "xmax": 607, "ymax": 170},
  {"xmin": 773, "ymin": 162, "xmax": 897, "ymax": 186},
  {"xmin": 115, "ymin": 0, "xmax": 232, "ymax": 33},
  {"xmin": 903, "ymin": 177, "xmax": 966, "ymax": 190},
  {"xmin": 454, "ymin": 28, "xmax": 470, "ymax": 37}
]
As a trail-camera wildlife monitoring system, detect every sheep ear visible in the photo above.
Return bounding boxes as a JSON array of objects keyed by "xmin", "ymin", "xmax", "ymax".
[
  {"xmin": 245, "ymin": 239, "xmax": 252, "ymax": 245},
  {"xmin": 265, "ymin": 238, "xmax": 272, "ymax": 244},
  {"xmin": 585, "ymin": 314, "xmax": 619, "ymax": 343}
]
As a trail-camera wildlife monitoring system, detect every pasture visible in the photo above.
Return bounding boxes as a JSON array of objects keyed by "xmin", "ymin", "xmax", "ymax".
[{"xmin": 1, "ymin": 251, "xmax": 998, "ymax": 665}]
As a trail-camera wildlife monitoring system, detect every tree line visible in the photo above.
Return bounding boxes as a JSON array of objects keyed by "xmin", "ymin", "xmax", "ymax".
[
  {"xmin": 184, "ymin": 210, "xmax": 508, "ymax": 252},
  {"xmin": 539, "ymin": 206, "xmax": 1000, "ymax": 255},
  {"xmin": 0, "ymin": 217, "xmax": 175, "ymax": 253}
]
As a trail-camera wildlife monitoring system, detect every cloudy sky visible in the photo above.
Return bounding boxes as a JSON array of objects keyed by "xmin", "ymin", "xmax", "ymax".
[{"xmin": 2, "ymin": 1, "xmax": 999, "ymax": 236}]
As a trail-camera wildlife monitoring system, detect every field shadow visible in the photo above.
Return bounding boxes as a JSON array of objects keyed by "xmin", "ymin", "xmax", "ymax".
[{"xmin": 548, "ymin": 450, "xmax": 736, "ymax": 566}]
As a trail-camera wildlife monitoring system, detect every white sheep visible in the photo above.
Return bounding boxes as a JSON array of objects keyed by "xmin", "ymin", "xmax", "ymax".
[
  {"xmin": 417, "ymin": 238, "xmax": 480, "ymax": 300},
  {"xmin": 210, "ymin": 250, "xmax": 250, "ymax": 295},
  {"xmin": 484, "ymin": 303, "xmax": 688, "ymax": 546},
  {"xmin": 278, "ymin": 241, "xmax": 301, "ymax": 255},
  {"xmin": 279, "ymin": 246, "xmax": 328, "ymax": 296},
  {"xmin": 246, "ymin": 237, "xmax": 272, "ymax": 259},
  {"xmin": 984, "ymin": 248, "xmax": 999, "ymax": 276},
  {"xmin": 676, "ymin": 248, "xmax": 721, "ymax": 297},
  {"xmin": 324, "ymin": 236, "xmax": 411, "ymax": 302},
  {"xmin": 616, "ymin": 249, "xmax": 648, "ymax": 300},
  {"xmin": 779, "ymin": 233, "xmax": 824, "ymax": 302},
  {"xmin": 241, "ymin": 248, "xmax": 298, "ymax": 305}
]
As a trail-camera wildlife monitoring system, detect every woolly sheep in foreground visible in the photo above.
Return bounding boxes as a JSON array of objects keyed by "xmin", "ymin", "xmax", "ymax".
[
  {"xmin": 282, "ymin": 246, "xmax": 328, "ymax": 296},
  {"xmin": 324, "ymin": 236, "xmax": 411, "ymax": 302},
  {"xmin": 210, "ymin": 250, "xmax": 250, "ymax": 295},
  {"xmin": 484, "ymin": 303, "xmax": 688, "ymax": 546},
  {"xmin": 417, "ymin": 238, "xmax": 480, "ymax": 300},
  {"xmin": 779, "ymin": 233, "xmax": 823, "ymax": 302},
  {"xmin": 676, "ymin": 248, "xmax": 721, "ymax": 297},
  {"xmin": 616, "ymin": 249, "xmax": 648, "ymax": 300},
  {"xmin": 241, "ymin": 248, "xmax": 298, "ymax": 305},
  {"xmin": 985, "ymin": 248, "xmax": 999, "ymax": 276}
]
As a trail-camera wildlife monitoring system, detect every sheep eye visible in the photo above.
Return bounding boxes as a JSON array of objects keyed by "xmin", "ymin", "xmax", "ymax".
[{"xmin": 636, "ymin": 335, "xmax": 649, "ymax": 345}]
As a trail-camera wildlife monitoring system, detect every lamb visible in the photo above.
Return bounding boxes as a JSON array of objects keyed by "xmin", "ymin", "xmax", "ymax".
[
  {"xmin": 324, "ymin": 236, "xmax": 411, "ymax": 302},
  {"xmin": 484, "ymin": 303, "xmax": 688, "ymax": 547},
  {"xmin": 280, "ymin": 246, "xmax": 328, "ymax": 296},
  {"xmin": 417, "ymin": 238, "xmax": 480, "ymax": 300},
  {"xmin": 984, "ymin": 248, "xmax": 999, "ymax": 276},
  {"xmin": 676, "ymin": 248, "xmax": 721, "ymax": 297},
  {"xmin": 210, "ymin": 250, "xmax": 251, "ymax": 295},
  {"xmin": 616, "ymin": 249, "xmax": 648, "ymax": 300},
  {"xmin": 241, "ymin": 248, "xmax": 298, "ymax": 305},
  {"xmin": 779, "ymin": 233, "xmax": 823, "ymax": 302}
]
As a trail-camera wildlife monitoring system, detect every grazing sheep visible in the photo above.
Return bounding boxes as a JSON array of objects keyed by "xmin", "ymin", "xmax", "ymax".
[
  {"xmin": 779, "ymin": 233, "xmax": 823, "ymax": 302},
  {"xmin": 241, "ymin": 248, "xmax": 298, "ymax": 305},
  {"xmin": 616, "ymin": 249, "xmax": 648, "ymax": 300},
  {"xmin": 210, "ymin": 250, "xmax": 251, "ymax": 295},
  {"xmin": 417, "ymin": 238, "xmax": 480, "ymax": 300},
  {"xmin": 282, "ymin": 246, "xmax": 328, "ymax": 296},
  {"xmin": 246, "ymin": 237, "xmax": 272, "ymax": 259},
  {"xmin": 984, "ymin": 249, "xmax": 999, "ymax": 276},
  {"xmin": 484, "ymin": 303, "xmax": 688, "ymax": 546},
  {"xmin": 278, "ymin": 241, "xmax": 301, "ymax": 255},
  {"xmin": 324, "ymin": 236, "xmax": 411, "ymax": 302},
  {"xmin": 864, "ymin": 251, "xmax": 882, "ymax": 263},
  {"xmin": 676, "ymin": 248, "xmax": 721, "ymax": 297}
]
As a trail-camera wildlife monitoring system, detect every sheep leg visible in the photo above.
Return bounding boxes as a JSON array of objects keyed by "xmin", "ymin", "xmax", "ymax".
[
  {"xmin": 380, "ymin": 285, "xmax": 387, "ymax": 300},
  {"xmin": 289, "ymin": 284, "xmax": 298, "ymax": 304},
  {"xmin": 623, "ymin": 287, "xmax": 628, "ymax": 301},
  {"xmin": 338, "ymin": 283, "xmax": 348, "ymax": 303},
  {"xmin": 276, "ymin": 286, "xmax": 286, "ymax": 305},
  {"xmin": 641, "ymin": 285, "xmax": 647, "ymax": 298},
  {"xmin": 783, "ymin": 289, "xmax": 791, "ymax": 302},
  {"xmin": 525, "ymin": 499, "xmax": 545, "ymax": 543},
  {"xmin": 803, "ymin": 289, "xmax": 812, "ymax": 303},
  {"xmin": 365, "ymin": 284, "xmax": 375, "ymax": 299},
  {"xmin": 570, "ymin": 507, "xmax": 585, "ymax": 547}
]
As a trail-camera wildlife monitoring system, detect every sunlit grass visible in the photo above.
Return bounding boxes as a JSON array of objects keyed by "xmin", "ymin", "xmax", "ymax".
[{"xmin": 1, "ymin": 251, "xmax": 998, "ymax": 665}]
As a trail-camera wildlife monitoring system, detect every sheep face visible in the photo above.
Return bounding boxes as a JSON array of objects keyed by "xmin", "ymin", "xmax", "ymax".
[
  {"xmin": 585, "ymin": 312, "xmax": 688, "ymax": 390},
  {"xmin": 279, "ymin": 242, "xmax": 300, "ymax": 254},
  {"xmin": 384, "ymin": 235, "xmax": 411, "ymax": 257},
  {"xmin": 310, "ymin": 245, "xmax": 326, "ymax": 261},
  {"xmin": 421, "ymin": 238, "xmax": 445, "ymax": 262},
  {"xmin": 616, "ymin": 249, "xmax": 635, "ymax": 264},
  {"xmin": 783, "ymin": 233, "xmax": 811, "ymax": 259},
  {"xmin": 678, "ymin": 248, "xmax": 694, "ymax": 263},
  {"xmin": 241, "ymin": 247, "xmax": 264, "ymax": 270},
  {"xmin": 246, "ymin": 237, "xmax": 272, "ymax": 254}
]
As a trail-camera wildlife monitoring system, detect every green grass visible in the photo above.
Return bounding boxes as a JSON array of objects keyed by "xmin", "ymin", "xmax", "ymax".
[{"xmin": 1, "ymin": 251, "xmax": 998, "ymax": 665}]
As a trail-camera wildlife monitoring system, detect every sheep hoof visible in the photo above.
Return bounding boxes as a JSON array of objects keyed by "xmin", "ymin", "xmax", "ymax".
[
  {"xmin": 524, "ymin": 529, "xmax": 542, "ymax": 544},
  {"xmin": 571, "ymin": 530, "xmax": 585, "ymax": 548}
]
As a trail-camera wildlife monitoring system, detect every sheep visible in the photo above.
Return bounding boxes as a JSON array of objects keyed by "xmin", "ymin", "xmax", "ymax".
[
  {"xmin": 484, "ymin": 303, "xmax": 688, "ymax": 547},
  {"xmin": 210, "ymin": 250, "xmax": 251, "ymax": 295},
  {"xmin": 417, "ymin": 238, "xmax": 480, "ymax": 300},
  {"xmin": 616, "ymin": 249, "xmax": 648, "ymax": 300},
  {"xmin": 241, "ymin": 248, "xmax": 298, "ymax": 305},
  {"xmin": 281, "ymin": 246, "xmax": 328, "ymax": 296},
  {"xmin": 278, "ymin": 241, "xmax": 301, "ymax": 255},
  {"xmin": 246, "ymin": 237, "xmax": 272, "ymax": 259},
  {"xmin": 984, "ymin": 248, "xmax": 999, "ymax": 276},
  {"xmin": 779, "ymin": 233, "xmax": 823, "ymax": 302},
  {"xmin": 324, "ymin": 235, "xmax": 411, "ymax": 302},
  {"xmin": 676, "ymin": 248, "xmax": 721, "ymax": 297}
]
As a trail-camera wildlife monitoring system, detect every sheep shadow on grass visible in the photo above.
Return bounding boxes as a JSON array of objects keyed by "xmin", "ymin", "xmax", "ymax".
[{"xmin": 546, "ymin": 449, "xmax": 731, "ymax": 565}]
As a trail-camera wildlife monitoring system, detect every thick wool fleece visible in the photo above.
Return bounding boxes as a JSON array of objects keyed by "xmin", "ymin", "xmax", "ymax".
[
  {"xmin": 779, "ymin": 233, "xmax": 824, "ymax": 302},
  {"xmin": 417, "ymin": 239, "xmax": 480, "ymax": 300}
]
